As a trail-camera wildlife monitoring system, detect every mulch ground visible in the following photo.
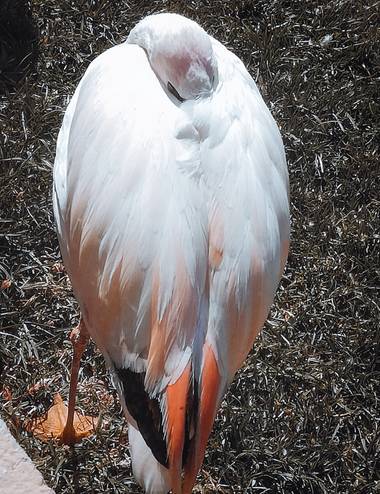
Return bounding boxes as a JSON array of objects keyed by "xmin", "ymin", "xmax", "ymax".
[{"xmin": 0, "ymin": 1, "xmax": 379, "ymax": 493}]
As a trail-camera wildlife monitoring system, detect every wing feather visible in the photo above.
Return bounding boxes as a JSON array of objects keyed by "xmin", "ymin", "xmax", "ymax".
[
  {"xmin": 54, "ymin": 43, "xmax": 208, "ymax": 393},
  {"xmin": 185, "ymin": 38, "xmax": 290, "ymax": 384}
]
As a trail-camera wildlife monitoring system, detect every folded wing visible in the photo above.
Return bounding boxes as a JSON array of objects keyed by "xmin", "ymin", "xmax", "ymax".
[{"xmin": 53, "ymin": 44, "xmax": 208, "ymax": 468}]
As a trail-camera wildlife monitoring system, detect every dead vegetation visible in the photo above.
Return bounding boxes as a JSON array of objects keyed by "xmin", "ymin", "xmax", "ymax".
[{"xmin": 0, "ymin": 1, "xmax": 379, "ymax": 493}]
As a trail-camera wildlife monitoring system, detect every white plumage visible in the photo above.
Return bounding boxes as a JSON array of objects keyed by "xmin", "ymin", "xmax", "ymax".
[{"xmin": 53, "ymin": 13, "xmax": 289, "ymax": 494}]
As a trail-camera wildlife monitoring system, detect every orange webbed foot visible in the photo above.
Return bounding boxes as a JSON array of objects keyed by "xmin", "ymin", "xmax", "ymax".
[{"xmin": 27, "ymin": 393, "xmax": 98, "ymax": 444}]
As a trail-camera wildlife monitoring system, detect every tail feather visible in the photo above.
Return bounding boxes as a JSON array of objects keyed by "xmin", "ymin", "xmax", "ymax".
[
  {"xmin": 128, "ymin": 424, "xmax": 170, "ymax": 494},
  {"xmin": 115, "ymin": 345, "xmax": 221, "ymax": 494}
]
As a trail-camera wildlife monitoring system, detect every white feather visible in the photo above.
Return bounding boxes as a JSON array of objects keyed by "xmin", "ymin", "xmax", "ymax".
[{"xmin": 128, "ymin": 424, "xmax": 170, "ymax": 494}]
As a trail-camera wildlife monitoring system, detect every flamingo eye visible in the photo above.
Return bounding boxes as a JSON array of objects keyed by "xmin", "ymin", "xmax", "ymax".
[{"xmin": 167, "ymin": 81, "xmax": 185, "ymax": 103}]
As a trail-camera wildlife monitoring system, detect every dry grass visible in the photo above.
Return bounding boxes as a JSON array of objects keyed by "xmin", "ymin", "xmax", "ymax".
[{"xmin": 0, "ymin": 1, "xmax": 379, "ymax": 493}]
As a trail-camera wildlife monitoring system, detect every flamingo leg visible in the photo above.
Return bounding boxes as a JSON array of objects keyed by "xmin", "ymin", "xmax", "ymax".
[
  {"xmin": 28, "ymin": 318, "xmax": 98, "ymax": 444},
  {"xmin": 61, "ymin": 319, "xmax": 90, "ymax": 445}
]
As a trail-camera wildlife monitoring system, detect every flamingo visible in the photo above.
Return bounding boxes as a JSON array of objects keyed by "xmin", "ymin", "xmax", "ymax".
[{"xmin": 49, "ymin": 12, "xmax": 289, "ymax": 494}]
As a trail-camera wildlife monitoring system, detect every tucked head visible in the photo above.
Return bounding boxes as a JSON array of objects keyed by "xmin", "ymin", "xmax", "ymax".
[{"xmin": 127, "ymin": 13, "xmax": 216, "ymax": 102}]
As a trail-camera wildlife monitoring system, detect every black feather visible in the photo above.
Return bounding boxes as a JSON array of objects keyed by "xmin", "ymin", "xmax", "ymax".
[{"xmin": 115, "ymin": 367, "xmax": 168, "ymax": 467}]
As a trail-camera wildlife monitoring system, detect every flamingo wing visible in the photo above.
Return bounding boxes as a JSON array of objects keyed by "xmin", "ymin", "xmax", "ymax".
[
  {"xmin": 53, "ymin": 42, "xmax": 207, "ymax": 472},
  {"xmin": 205, "ymin": 39, "xmax": 289, "ymax": 380},
  {"xmin": 180, "ymin": 39, "xmax": 289, "ymax": 490}
]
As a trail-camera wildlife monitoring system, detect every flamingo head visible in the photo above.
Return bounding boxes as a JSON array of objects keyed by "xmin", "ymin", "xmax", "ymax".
[{"xmin": 127, "ymin": 13, "xmax": 217, "ymax": 102}]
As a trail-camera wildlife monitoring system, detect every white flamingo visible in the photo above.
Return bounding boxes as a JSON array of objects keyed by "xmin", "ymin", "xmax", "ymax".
[{"xmin": 50, "ymin": 13, "xmax": 289, "ymax": 494}]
